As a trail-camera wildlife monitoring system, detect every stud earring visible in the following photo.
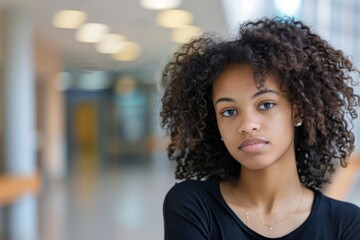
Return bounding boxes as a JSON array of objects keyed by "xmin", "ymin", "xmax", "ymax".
[
  {"xmin": 221, "ymin": 137, "xmax": 224, "ymax": 141},
  {"xmin": 295, "ymin": 122, "xmax": 302, "ymax": 127}
]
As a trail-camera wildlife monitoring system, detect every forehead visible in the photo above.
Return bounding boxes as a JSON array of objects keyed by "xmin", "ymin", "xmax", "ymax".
[{"xmin": 212, "ymin": 64, "xmax": 281, "ymax": 97}]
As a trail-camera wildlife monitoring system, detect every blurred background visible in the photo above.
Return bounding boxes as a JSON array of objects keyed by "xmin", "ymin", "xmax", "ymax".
[{"xmin": 0, "ymin": 0, "xmax": 359, "ymax": 239}]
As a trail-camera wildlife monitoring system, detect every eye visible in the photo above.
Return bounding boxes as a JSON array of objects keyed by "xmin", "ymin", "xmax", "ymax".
[
  {"xmin": 258, "ymin": 102, "xmax": 275, "ymax": 110},
  {"xmin": 221, "ymin": 109, "xmax": 237, "ymax": 117}
]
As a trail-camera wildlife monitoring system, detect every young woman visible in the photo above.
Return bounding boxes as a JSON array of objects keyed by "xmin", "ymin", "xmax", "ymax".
[{"xmin": 160, "ymin": 17, "xmax": 360, "ymax": 239}]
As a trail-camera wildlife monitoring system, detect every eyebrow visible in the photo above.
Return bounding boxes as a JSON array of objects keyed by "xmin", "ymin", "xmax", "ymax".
[
  {"xmin": 252, "ymin": 89, "xmax": 280, "ymax": 98},
  {"xmin": 214, "ymin": 89, "xmax": 280, "ymax": 105}
]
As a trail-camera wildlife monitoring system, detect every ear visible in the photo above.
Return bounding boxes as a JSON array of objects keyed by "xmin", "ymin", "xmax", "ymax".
[{"xmin": 293, "ymin": 104, "xmax": 303, "ymax": 127}]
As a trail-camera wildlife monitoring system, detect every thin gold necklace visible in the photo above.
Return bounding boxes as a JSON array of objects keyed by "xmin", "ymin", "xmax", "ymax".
[{"xmin": 234, "ymin": 187, "xmax": 305, "ymax": 231}]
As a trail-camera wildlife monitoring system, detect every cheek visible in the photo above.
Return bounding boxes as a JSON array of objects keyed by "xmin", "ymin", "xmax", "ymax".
[
  {"xmin": 215, "ymin": 114, "xmax": 225, "ymax": 132},
  {"xmin": 268, "ymin": 108, "xmax": 293, "ymax": 126},
  {"xmin": 217, "ymin": 122, "xmax": 227, "ymax": 139},
  {"xmin": 216, "ymin": 118, "xmax": 235, "ymax": 138},
  {"xmin": 269, "ymin": 115, "xmax": 295, "ymax": 139}
]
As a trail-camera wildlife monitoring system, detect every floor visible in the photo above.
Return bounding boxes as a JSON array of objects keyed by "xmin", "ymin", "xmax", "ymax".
[{"xmin": 38, "ymin": 150, "xmax": 176, "ymax": 240}]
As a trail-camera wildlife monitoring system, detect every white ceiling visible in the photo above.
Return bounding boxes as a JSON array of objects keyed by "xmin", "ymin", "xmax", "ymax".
[{"xmin": 1, "ymin": 0, "xmax": 230, "ymax": 78}]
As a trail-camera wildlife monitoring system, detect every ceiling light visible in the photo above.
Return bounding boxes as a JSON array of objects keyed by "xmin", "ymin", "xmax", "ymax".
[
  {"xmin": 76, "ymin": 23, "xmax": 109, "ymax": 43},
  {"xmin": 96, "ymin": 34, "xmax": 127, "ymax": 54},
  {"xmin": 172, "ymin": 25, "xmax": 201, "ymax": 43},
  {"xmin": 53, "ymin": 10, "xmax": 87, "ymax": 29},
  {"xmin": 275, "ymin": 0, "xmax": 302, "ymax": 16},
  {"xmin": 113, "ymin": 42, "xmax": 141, "ymax": 62},
  {"xmin": 156, "ymin": 9, "xmax": 193, "ymax": 28},
  {"xmin": 140, "ymin": 0, "xmax": 182, "ymax": 10}
]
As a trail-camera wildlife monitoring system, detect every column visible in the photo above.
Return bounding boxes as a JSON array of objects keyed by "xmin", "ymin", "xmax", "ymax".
[{"xmin": 1, "ymin": 6, "xmax": 37, "ymax": 240}]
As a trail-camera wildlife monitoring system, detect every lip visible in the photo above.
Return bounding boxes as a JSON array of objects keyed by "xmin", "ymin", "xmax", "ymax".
[{"xmin": 239, "ymin": 137, "xmax": 269, "ymax": 153}]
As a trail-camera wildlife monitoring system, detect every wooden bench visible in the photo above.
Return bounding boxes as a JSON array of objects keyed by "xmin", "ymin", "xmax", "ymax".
[{"xmin": 0, "ymin": 173, "xmax": 41, "ymax": 206}]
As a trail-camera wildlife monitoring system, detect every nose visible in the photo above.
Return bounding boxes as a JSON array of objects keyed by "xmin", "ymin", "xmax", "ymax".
[{"xmin": 238, "ymin": 110, "xmax": 260, "ymax": 134}]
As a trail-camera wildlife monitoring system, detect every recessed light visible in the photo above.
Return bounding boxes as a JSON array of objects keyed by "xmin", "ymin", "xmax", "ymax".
[
  {"xmin": 140, "ymin": 0, "xmax": 182, "ymax": 10},
  {"xmin": 156, "ymin": 9, "xmax": 193, "ymax": 28},
  {"xmin": 76, "ymin": 23, "xmax": 109, "ymax": 43},
  {"xmin": 96, "ymin": 34, "xmax": 127, "ymax": 54},
  {"xmin": 53, "ymin": 10, "xmax": 87, "ymax": 29},
  {"xmin": 113, "ymin": 42, "xmax": 141, "ymax": 61}
]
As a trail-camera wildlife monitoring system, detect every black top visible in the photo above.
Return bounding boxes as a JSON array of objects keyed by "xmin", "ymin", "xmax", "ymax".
[{"xmin": 163, "ymin": 179, "xmax": 360, "ymax": 240}]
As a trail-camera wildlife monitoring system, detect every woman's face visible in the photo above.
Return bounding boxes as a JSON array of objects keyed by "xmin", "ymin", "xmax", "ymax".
[{"xmin": 212, "ymin": 64, "xmax": 299, "ymax": 171}]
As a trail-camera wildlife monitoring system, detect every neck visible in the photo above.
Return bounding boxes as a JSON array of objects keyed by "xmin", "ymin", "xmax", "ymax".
[{"xmin": 236, "ymin": 159, "xmax": 303, "ymax": 214}]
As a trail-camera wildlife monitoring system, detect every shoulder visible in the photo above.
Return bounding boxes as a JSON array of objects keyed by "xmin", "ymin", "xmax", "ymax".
[
  {"xmin": 163, "ymin": 179, "xmax": 220, "ymax": 215},
  {"xmin": 318, "ymin": 191, "xmax": 360, "ymax": 216},
  {"xmin": 164, "ymin": 179, "xmax": 217, "ymax": 205},
  {"xmin": 163, "ymin": 179, "xmax": 222, "ymax": 239},
  {"xmin": 166, "ymin": 179, "xmax": 214, "ymax": 194},
  {"xmin": 316, "ymin": 191, "xmax": 360, "ymax": 231}
]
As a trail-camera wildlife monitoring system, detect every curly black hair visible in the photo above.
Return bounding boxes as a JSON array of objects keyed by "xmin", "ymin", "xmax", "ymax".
[{"xmin": 160, "ymin": 17, "xmax": 360, "ymax": 190}]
